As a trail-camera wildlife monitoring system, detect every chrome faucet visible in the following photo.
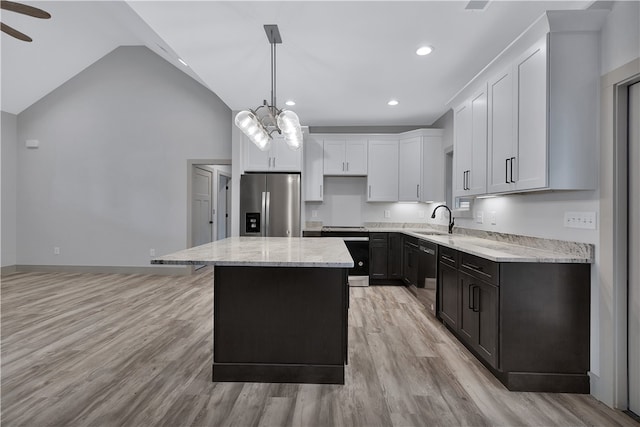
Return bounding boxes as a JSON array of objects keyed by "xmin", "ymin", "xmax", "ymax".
[{"xmin": 431, "ymin": 204, "xmax": 455, "ymax": 234}]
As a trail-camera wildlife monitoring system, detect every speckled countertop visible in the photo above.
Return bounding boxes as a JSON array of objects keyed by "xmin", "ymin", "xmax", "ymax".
[
  {"xmin": 304, "ymin": 225, "xmax": 593, "ymax": 264},
  {"xmin": 151, "ymin": 237, "xmax": 354, "ymax": 268}
]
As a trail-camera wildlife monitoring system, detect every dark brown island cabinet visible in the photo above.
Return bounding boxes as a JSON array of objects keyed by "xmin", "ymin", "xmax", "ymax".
[{"xmin": 437, "ymin": 246, "xmax": 591, "ymax": 393}]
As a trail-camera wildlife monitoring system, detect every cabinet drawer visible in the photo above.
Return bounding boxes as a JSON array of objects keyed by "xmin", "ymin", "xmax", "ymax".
[
  {"xmin": 369, "ymin": 233, "xmax": 388, "ymax": 244},
  {"xmin": 460, "ymin": 252, "xmax": 498, "ymax": 285},
  {"xmin": 438, "ymin": 246, "xmax": 458, "ymax": 267}
]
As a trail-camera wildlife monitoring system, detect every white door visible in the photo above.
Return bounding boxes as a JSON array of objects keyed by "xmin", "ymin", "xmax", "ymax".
[
  {"xmin": 629, "ymin": 81, "xmax": 640, "ymax": 416},
  {"xmin": 192, "ymin": 167, "xmax": 213, "ymax": 247}
]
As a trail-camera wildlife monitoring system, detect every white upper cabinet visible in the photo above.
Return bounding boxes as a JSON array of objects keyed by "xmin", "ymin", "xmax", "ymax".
[
  {"xmin": 304, "ymin": 136, "xmax": 324, "ymax": 202},
  {"xmin": 514, "ymin": 39, "xmax": 548, "ymax": 191},
  {"xmin": 244, "ymin": 134, "xmax": 302, "ymax": 172},
  {"xmin": 323, "ymin": 139, "xmax": 367, "ymax": 175},
  {"xmin": 399, "ymin": 130, "xmax": 445, "ymax": 202},
  {"xmin": 368, "ymin": 140, "xmax": 398, "ymax": 202},
  {"xmin": 399, "ymin": 136, "xmax": 422, "ymax": 201},
  {"xmin": 451, "ymin": 11, "xmax": 602, "ymax": 197},
  {"xmin": 453, "ymin": 85, "xmax": 488, "ymax": 199},
  {"xmin": 422, "ymin": 135, "xmax": 445, "ymax": 203},
  {"xmin": 487, "ymin": 66, "xmax": 516, "ymax": 194}
]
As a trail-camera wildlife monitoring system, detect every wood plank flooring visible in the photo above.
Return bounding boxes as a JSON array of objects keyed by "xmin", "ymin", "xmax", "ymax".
[{"xmin": 1, "ymin": 269, "xmax": 635, "ymax": 426}]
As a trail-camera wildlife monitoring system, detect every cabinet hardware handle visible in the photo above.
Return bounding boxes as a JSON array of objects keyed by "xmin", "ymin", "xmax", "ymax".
[
  {"xmin": 342, "ymin": 162, "xmax": 345, "ymax": 172},
  {"xmin": 441, "ymin": 255, "xmax": 455, "ymax": 263},
  {"xmin": 369, "ymin": 185, "xmax": 372, "ymax": 198},
  {"xmin": 505, "ymin": 158, "xmax": 510, "ymax": 184},
  {"xmin": 464, "ymin": 263, "xmax": 484, "ymax": 272},
  {"xmin": 462, "ymin": 171, "xmax": 466, "ymax": 190},
  {"xmin": 469, "ymin": 284, "xmax": 475, "ymax": 310},
  {"xmin": 510, "ymin": 157, "xmax": 516, "ymax": 183},
  {"xmin": 416, "ymin": 184, "xmax": 420, "ymax": 198},
  {"xmin": 473, "ymin": 286, "xmax": 481, "ymax": 312},
  {"xmin": 273, "ymin": 157, "xmax": 276, "ymax": 168}
]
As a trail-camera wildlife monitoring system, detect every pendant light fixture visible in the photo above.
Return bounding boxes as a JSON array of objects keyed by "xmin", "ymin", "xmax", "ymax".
[{"xmin": 235, "ymin": 25, "xmax": 303, "ymax": 151}]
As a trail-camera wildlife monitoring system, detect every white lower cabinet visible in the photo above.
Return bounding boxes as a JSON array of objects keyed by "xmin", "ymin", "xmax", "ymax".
[{"xmin": 367, "ymin": 140, "xmax": 398, "ymax": 202}]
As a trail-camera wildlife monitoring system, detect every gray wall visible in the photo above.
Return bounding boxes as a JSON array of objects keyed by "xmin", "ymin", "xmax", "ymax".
[
  {"xmin": 1, "ymin": 112, "xmax": 18, "ymax": 267},
  {"xmin": 15, "ymin": 46, "xmax": 231, "ymax": 268}
]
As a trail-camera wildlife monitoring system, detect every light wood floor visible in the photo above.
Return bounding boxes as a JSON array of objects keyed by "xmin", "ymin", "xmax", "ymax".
[{"xmin": 1, "ymin": 269, "xmax": 635, "ymax": 426}]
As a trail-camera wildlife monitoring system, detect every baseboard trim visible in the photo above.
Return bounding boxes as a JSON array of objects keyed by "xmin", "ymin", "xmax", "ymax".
[
  {"xmin": 7, "ymin": 264, "xmax": 190, "ymax": 276},
  {"xmin": 1, "ymin": 265, "xmax": 18, "ymax": 276}
]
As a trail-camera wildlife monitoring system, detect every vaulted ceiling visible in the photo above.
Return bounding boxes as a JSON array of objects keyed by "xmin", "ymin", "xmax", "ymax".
[{"xmin": 1, "ymin": 1, "xmax": 594, "ymax": 126}]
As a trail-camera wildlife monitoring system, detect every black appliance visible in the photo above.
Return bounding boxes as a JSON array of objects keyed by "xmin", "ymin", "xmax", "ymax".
[
  {"xmin": 418, "ymin": 241, "xmax": 438, "ymax": 315},
  {"xmin": 321, "ymin": 226, "xmax": 369, "ymax": 277}
]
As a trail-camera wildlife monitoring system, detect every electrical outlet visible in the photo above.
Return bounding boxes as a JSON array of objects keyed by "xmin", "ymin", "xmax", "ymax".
[
  {"xmin": 150, "ymin": 248, "xmax": 156, "ymax": 257},
  {"xmin": 384, "ymin": 210, "xmax": 391, "ymax": 218},
  {"xmin": 53, "ymin": 247, "xmax": 60, "ymax": 255},
  {"xmin": 476, "ymin": 211, "xmax": 484, "ymax": 224},
  {"xmin": 564, "ymin": 211, "xmax": 597, "ymax": 229},
  {"xmin": 311, "ymin": 210, "xmax": 318, "ymax": 218},
  {"xmin": 490, "ymin": 211, "xmax": 497, "ymax": 225}
]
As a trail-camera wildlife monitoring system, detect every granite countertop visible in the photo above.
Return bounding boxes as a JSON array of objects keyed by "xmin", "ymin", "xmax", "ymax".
[
  {"xmin": 151, "ymin": 237, "xmax": 354, "ymax": 268},
  {"xmin": 304, "ymin": 226, "xmax": 593, "ymax": 264}
]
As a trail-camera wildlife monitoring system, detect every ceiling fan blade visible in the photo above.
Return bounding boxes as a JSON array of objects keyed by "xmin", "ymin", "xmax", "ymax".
[
  {"xmin": 0, "ymin": 1, "xmax": 50, "ymax": 19},
  {"xmin": 1, "ymin": 21, "xmax": 32, "ymax": 41}
]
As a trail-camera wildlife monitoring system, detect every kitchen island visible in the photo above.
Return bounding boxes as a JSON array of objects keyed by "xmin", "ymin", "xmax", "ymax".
[{"xmin": 152, "ymin": 237, "xmax": 353, "ymax": 384}]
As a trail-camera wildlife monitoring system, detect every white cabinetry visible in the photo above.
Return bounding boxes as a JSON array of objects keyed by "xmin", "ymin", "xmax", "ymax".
[
  {"xmin": 367, "ymin": 140, "xmax": 398, "ymax": 202},
  {"xmin": 454, "ymin": 86, "xmax": 487, "ymax": 198},
  {"xmin": 244, "ymin": 134, "xmax": 302, "ymax": 172},
  {"xmin": 422, "ymin": 135, "xmax": 445, "ymax": 202},
  {"xmin": 451, "ymin": 11, "xmax": 602, "ymax": 198},
  {"xmin": 323, "ymin": 139, "xmax": 367, "ymax": 175},
  {"xmin": 399, "ymin": 136, "xmax": 422, "ymax": 201},
  {"xmin": 488, "ymin": 40, "xmax": 548, "ymax": 193},
  {"xmin": 399, "ymin": 130, "xmax": 445, "ymax": 202},
  {"xmin": 304, "ymin": 136, "xmax": 324, "ymax": 202}
]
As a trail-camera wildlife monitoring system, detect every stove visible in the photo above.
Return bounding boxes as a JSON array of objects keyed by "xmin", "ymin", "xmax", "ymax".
[
  {"xmin": 320, "ymin": 226, "xmax": 368, "ymax": 237},
  {"xmin": 320, "ymin": 226, "xmax": 369, "ymax": 279}
]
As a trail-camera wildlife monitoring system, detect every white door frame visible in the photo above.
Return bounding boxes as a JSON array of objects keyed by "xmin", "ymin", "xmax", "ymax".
[
  {"xmin": 605, "ymin": 63, "xmax": 640, "ymax": 410},
  {"xmin": 186, "ymin": 159, "xmax": 232, "ymax": 264},
  {"xmin": 216, "ymin": 169, "xmax": 232, "ymax": 240}
]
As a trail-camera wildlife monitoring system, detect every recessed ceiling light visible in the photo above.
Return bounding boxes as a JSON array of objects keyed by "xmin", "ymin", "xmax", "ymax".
[
  {"xmin": 388, "ymin": 100, "xmax": 399, "ymax": 106},
  {"xmin": 285, "ymin": 100, "xmax": 296, "ymax": 106},
  {"xmin": 178, "ymin": 58, "xmax": 189, "ymax": 67},
  {"xmin": 416, "ymin": 46, "xmax": 433, "ymax": 56}
]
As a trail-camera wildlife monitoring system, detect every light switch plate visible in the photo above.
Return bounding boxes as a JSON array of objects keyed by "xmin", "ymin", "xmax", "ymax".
[
  {"xmin": 384, "ymin": 210, "xmax": 391, "ymax": 218},
  {"xmin": 476, "ymin": 211, "xmax": 484, "ymax": 224},
  {"xmin": 490, "ymin": 211, "xmax": 497, "ymax": 225},
  {"xmin": 564, "ymin": 211, "xmax": 597, "ymax": 229}
]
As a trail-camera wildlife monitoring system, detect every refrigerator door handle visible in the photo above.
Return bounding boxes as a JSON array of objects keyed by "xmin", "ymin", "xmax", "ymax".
[
  {"xmin": 261, "ymin": 191, "xmax": 267, "ymax": 237},
  {"xmin": 265, "ymin": 191, "xmax": 271, "ymax": 236}
]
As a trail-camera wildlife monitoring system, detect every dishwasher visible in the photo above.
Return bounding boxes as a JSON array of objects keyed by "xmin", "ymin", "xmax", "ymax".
[{"xmin": 417, "ymin": 241, "xmax": 438, "ymax": 315}]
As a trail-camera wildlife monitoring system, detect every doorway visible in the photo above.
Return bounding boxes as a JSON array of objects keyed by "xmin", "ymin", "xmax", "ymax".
[
  {"xmin": 628, "ymin": 81, "xmax": 640, "ymax": 417},
  {"xmin": 187, "ymin": 160, "xmax": 232, "ymax": 267}
]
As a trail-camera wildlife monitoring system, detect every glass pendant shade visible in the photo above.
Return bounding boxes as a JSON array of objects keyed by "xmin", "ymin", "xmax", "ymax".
[
  {"xmin": 235, "ymin": 110, "xmax": 272, "ymax": 151},
  {"xmin": 277, "ymin": 110, "xmax": 303, "ymax": 150}
]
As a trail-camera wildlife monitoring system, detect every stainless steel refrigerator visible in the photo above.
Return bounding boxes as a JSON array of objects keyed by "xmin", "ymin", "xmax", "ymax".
[{"xmin": 240, "ymin": 173, "xmax": 301, "ymax": 237}]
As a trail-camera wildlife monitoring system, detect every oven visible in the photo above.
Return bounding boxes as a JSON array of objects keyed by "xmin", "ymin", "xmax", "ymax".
[{"xmin": 320, "ymin": 226, "xmax": 370, "ymax": 281}]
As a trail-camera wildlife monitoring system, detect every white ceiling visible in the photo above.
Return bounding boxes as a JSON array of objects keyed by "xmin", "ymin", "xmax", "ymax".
[{"xmin": 2, "ymin": 1, "xmax": 594, "ymax": 126}]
